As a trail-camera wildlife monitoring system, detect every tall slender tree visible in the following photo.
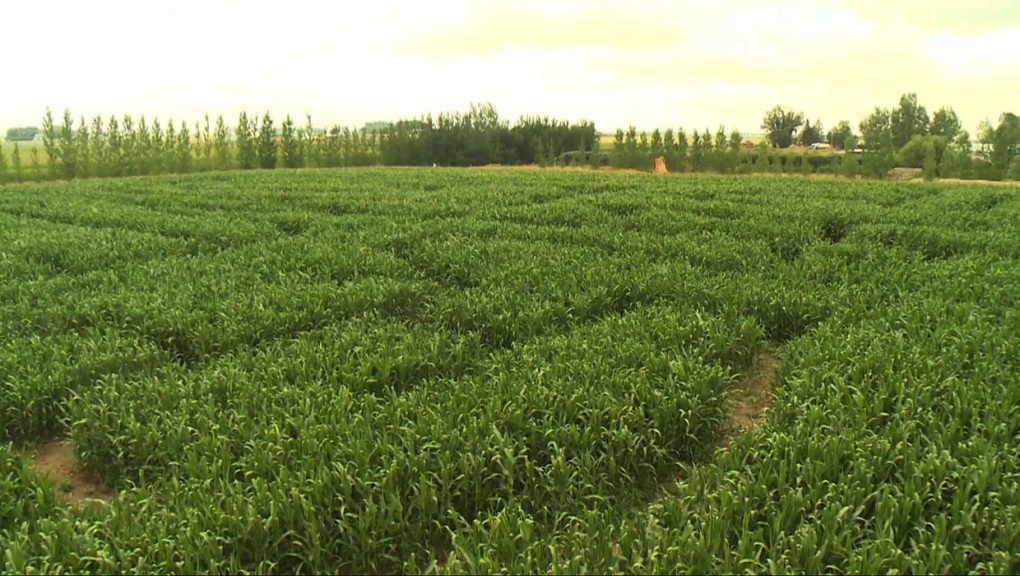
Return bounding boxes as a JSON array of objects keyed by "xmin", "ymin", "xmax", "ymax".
[
  {"xmin": 213, "ymin": 114, "xmax": 231, "ymax": 170},
  {"xmin": 90, "ymin": 115, "xmax": 106, "ymax": 177},
  {"xmin": 75, "ymin": 116, "xmax": 91, "ymax": 179},
  {"xmin": 30, "ymin": 147, "xmax": 42, "ymax": 180},
  {"xmin": 41, "ymin": 107, "xmax": 58, "ymax": 179},
  {"xmin": 256, "ymin": 112, "xmax": 277, "ymax": 169},
  {"xmin": 236, "ymin": 112, "xmax": 256, "ymax": 169},
  {"xmin": 121, "ymin": 115, "xmax": 136, "ymax": 176},
  {"xmin": 11, "ymin": 143, "xmax": 23, "ymax": 182},
  {"xmin": 280, "ymin": 114, "xmax": 300, "ymax": 168},
  {"xmin": 57, "ymin": 109, "xmax": 77, "ymax": 179}
]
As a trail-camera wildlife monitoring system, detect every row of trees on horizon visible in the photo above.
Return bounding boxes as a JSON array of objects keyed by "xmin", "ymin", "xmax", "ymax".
[{"xmin": 1, "ymin": 94, "xmax": 1018, "ymax": 184}]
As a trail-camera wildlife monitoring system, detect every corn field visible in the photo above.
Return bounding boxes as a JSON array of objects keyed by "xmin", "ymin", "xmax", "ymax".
[{"xmin": 1, "ymin": 168, "xmax": 1019, "ymax": 574}]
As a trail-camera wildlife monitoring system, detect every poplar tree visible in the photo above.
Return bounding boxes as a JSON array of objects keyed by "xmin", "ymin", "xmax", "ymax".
[
  {"xmin": 107, "ymin": 115, "xmax": 123, "ymax": 177},
  {"xmin": 202, "ymin": 114, "xmax": 213, "ymax": 161},
  {"xmin": 151, "ymin": 118, "xmax": 165, "ymax": 174},
  {"xmin": 177, "ymin": 121, "xmax": 192, "ymax": 173},
  {"xmin": 12, "ymin": 143, "xmax": 23, "ymax": 182},
  {"xmin": 165, "ymin": 120, "xmax": 177, "ymax": 172},
  {"xmin": 75, "ymin": 116, "xmax": 91, "ymax": 179},
  {"xmin": 0, "ymin": 146, "xmax": 8, "ymax": 184},
  {"xmin": 89, "ymin": 116, "xmax": 106, "ymax": 177},
  {"xmin": 30, "ymin": 147, "xmax": 42, "ymax": 180},
  {"xmin": 121, "ymin": 115, "xmax": 136, "ymax": 176},
  {"xmin": 58, "ymin": 109, "xmax": 77, "ymax": 179},
  {"xmin": 256, "ymin": 112, "xmax": 277, "ymax": 169},
  {"xmin": 136, "ymin": 116, "xmax": 152, "ymax": 175},
  {"xmin": 303, "ymin": 113, "xmax": 316, "ymax": 168},
  {"xmin": 280, "ymin": 114, "xmax": 300, "ymax": 168},
  {"xmin": 213, "ymin": 115, "xmax": 231, "ymax": 170},
  {"xmin": 41, "ymin": 107, "xmax": 58, "ymax": 178},
  {"xmin": 676, "ymin": 128, "xmax": 689, "ymax": 172},
  {"xmin": 236, "ymin": 112, "xmax": 256, "ymax": 169}
]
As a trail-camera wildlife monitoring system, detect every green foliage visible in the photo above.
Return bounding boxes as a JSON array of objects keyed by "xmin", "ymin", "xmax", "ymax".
[
  {"xmin": 136, "ymin": 116, "xmax": 152, "ymax": 176},
  {"xmin": 650, "ymin": 129, "xmax": 663, "ymax": 157},
  {"xmin": 1009, "ymin": 156, "xmax": 1020, "ymax": 181},
  {"xmin": 1, "ymin": 170, "xmax": 1019, "ymax": 575},
  {"xmin": 176, "ymin": 121, "xmax": 192, "ymax": 174},
  {"xmin": 827, "ymin": 120, "xmax": 856, "ymax": 150},
  {"xmin": 841, "ymin": 153, "xmax": 860, "ymax": 178},
  {"xmin": 11, "ymin": 143, "xmax": 23, "ymax": 182},
  {"xmin": 0, "ymin": 146, "xmax": 7, "ymax": 183},
  {"xmin": 690, "ymin": 130, "xmax": 704, "ymax": 171},
  {"xmin": 799, "ymin": 155, "xmax": 813, "ymax": 175},
  {"xmin": 41, "ymin": 107, "xmax": 57, "ymax": 178},
  {"xmin": 991, "ymin": 112, "xmax": 1020, "ymax": 176},
  {"xmin": 57, "ymin": 109, "xmax": 77, "ymax": 179},
  {"xmin": 213, "ymin": 115, "xmax": 232, "ymax": 171},
  {"xmin": 202, "ymin": 114, "xmax": 213, "ymax": 162},
  {"xmin": 256, "ymin": 112, "xmax": 277, "ymax": 170},
  {"xmin": 929, "ymin": 106, "xmax": 962, "ymax": 144},
  {"xmin": 534, "ymin": 139, "xmax": 547, "ymax": 167},
  {"xmin": 859, "ymin": 107, "xmax": 892, "ymax": 153},
  {"xmin": 588, "ymin": 134, "xmax": 602, "ymax": 169},
  {"xmin": 923, "ymin": 142, "xmax": 937, "ymax": 180},
  {"xmin": 29, "ymin": 147, "xmax": 41, "ymax": 180},
  {"xmin": 898, "ymin": 135, "xmax": 949, "ymax": 169},
  {"xmin": 236, "ymin": 112, "xmax": 256, "ymax": 170},
  {"xmin": 754, "ymin": 143, "xmax": 770, "ymax": 172},
  {"xmin": 121, "ymin": 115, "xmax": 136, "ymax": 177},
  {"xmin": 761, "ymin": 105, "xmax": 806, "ymax": 148},
  {"xmin": 4, "ymin": 127, "xmax": 39, "ymax": 141},
  {"xmin": 107, "ymin": 115, "xmax": 124, "ymax": 177},
  {"xmin": 280, "ymin": 114, "xmax": 301, "ymax": 169},
  {"xmin": 74, "ymin": 116, "xmax": 90, "ymax": 179},
  {"xmin": 890, "ymin": 93, "xmax": 930, "ymax": 149},
  {"xmin": 799, "ymin": 119, "xmax": 824, "ymax": 146},
  {"xmin": 150, "ymin": 117, "xmax": 164, "ymax": 174}
]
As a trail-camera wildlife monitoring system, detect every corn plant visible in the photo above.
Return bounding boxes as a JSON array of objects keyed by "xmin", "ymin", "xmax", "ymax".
[{"xmin": 2, "ymin": 169, "xmax": 1020, "ymax": 575}]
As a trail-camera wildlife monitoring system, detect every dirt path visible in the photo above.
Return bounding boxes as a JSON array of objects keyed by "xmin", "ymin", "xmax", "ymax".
[
  {"xmin": 715, "ymin": 351, "xmax": 780, "ymax": 452},
  {"xmin": 26, "ymin": 440, "xmax": 115, "ymax": 507}
]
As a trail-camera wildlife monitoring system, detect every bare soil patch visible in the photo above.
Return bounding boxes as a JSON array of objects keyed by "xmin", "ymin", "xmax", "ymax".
[
  {"xmin": 657, "ymin": 352, "xmax": 780, "ymax": 500},
  {"xmin": 26, "ymin": 440, "xmax": 115, "ymax": 507},
  {"xmin": 716, "ymin": 351, "xmax": 780, "ymax": 451}
]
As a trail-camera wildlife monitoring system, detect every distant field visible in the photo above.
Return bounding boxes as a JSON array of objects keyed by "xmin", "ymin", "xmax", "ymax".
[
  {"xmin": 1, "ymin": 139, "xmax": 44, "ymax": 154},
  {"xmin": 2, "ymin": 168, "xmax": 1019, "ymax": 574}
]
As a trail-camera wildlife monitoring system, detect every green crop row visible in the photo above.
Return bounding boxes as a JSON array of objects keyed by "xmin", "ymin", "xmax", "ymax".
[{"xmin": 1, "ymin": 168, "xmax": 1019, "ymax": 573}]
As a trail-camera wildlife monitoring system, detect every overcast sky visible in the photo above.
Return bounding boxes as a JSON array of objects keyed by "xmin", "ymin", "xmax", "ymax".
[{"xmin": 5, "ymin": 0, "xmax": 1019, "ymax": 135}]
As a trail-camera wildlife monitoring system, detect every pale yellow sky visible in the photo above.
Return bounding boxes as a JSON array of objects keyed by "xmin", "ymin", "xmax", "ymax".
[{"xmin": 4, "ymin": 0, "xmax": 1019, "ymax": 134}]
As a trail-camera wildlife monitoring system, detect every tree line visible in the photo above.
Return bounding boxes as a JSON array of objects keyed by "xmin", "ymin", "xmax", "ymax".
[
  {"xmin": 760, "ymin": 93, "xmax": 1020, "ymax": 181},
  {"xmin": 0, "ymin": 103, "xmax": 598, "ymax": 184},
  {"xmin": 0, "ymin": 95, "xmax": 1018, "ymax": 185}
]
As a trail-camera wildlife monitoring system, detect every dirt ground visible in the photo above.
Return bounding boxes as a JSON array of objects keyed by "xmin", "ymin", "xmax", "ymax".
[
  {"xmin": 25, "ymin": 440, "xmax": 115, "ymax": 507},
  {"xmin": 715, "ymin": 351, "xmax": 780, "ymax": 451}
]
